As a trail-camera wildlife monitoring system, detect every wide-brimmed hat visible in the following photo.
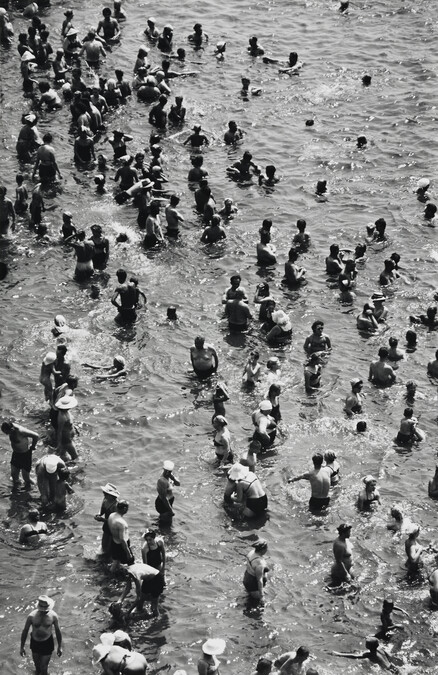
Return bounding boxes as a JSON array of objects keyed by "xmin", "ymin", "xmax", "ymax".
[
  {"xmin": 113, "ymin": 630, "xmax": 131, "ymax": 645},
  {"xmin": 370, "ymin": 292, "xmax": 386, "ymax": 303},
  {"xmin": 100, "ymin": 483, "xmax": 119, "ymax": 497},
  {"xmin": 417, "ymin": 178, "xmax": 430, "ymax": 189},
  {"xmin": 272, "ymin": 309, "xmax": 292, "ymax": 330},
  {"xmin": 37, "ymin": 595, "xmax": 55, "ymax": 611},
  {"xmin": 23, "ymin": 113, "xmax": 37, "ymax": 124},
  {"xmin": 363, "ymin": 474, "xmax": 376, "ymax": 485},
  {"xmin": 140, "ymin": 178, "xmax": 154, "ymax": 189},
  {"xmin": 92, "ymin": 644, "xmax": 111, "ymax": 665},
  {"xmin": 66, "ymin": 28, "xmax": 78, "ymax": 37},
  {"xmin": 43, "ymin": 351, "xmax": 56, "ymax": 366},
  {"xmin": 54, "ymin": 314, "xmax": 66, "ymax": 327},
  {"xmin": 202, "ymin": 638, "xmax": 226, "ymax": 655},
  {"xmin": 259, "ymin": 400, "xmax": 272, "ymax": 412},
  {"xmin": 228, "ymin": 463, "xmax": 249, "ymax": 481},
  {"xmin": 56, "ymin": 395, "xmax": 78, "ymax": 410},
  {"xmin": 99, "ymin": 632, "xmax": 115, "ymax": 646},
  {"xmin": 43, "ymin": 455, "xmax": 59, "ymax": 474},
  {"xmin": 163, "ymin": 460, "xmax": 174, "ymax": 471},
  {"xmin": 350, "ymin": 377, "xmax": 363, "ymax": 388}
]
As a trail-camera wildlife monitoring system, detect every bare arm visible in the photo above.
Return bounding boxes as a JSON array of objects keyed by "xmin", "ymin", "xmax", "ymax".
[
  {"xmin": 20, "ymin": 616, "xmax": 32, "ymax": 655},
  {"xmin": 53, "ymin": 614, "xmax": 62, "ymax": 655}
]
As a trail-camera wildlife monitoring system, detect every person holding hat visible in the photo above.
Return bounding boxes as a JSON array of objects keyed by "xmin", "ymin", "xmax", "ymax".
[
  {"xmin": 333, "ymin": 636, "xmax": 396, "ymax": 670},
  {"xmin": 107, "ymin": 500, "xmax": 135, "ymax": 571},
  {"xmin": 1, "ymin": 420, "xmax": 39, "ymax": 489},
  {"xmin": 19, "ymin": 508, "xmax": 48, "ymax": 545},
  {"xmin": 357, "ymin": 475, "xmax": 381, "ymax": 511},
  {"xmin": 117, "ymin": 561, "xmax": 165, "ymax": 617},
  {"xmin": 184, "ymin": 125, "xmax": 210, "ymax": 148},
  {"xmin": 303, "ymin": 320, "xmax": 331, "ymax": 356},
  {"xmin": 92, "ymin": 643, "xmax": 147, "ymax": 674},
  {"xmin": 331, "ymin": 524, "xmax": 354, "ymax": 583},
  {"xmin": 288, "ymin": 452, "xmax": 331, "ymax": 512},
  {"xmin": 39, "ymin": 352, "xmax": 56, "ymax": 402},
  {"xmin": 251, "ymin": 400, "xmax": 277, "ymax": 447},
  {"xmin": 56, "ymin": 393, "xmax": 78, "ymax": 460},
  {"xmin": 155, "ymin": 461, "xmax": 180, "ymax": 521},
  {"xmin": 97, "ymin": 7, "xmax": 120, "ymax": 42},
  {"xmin": 344, "ymin": 378, "xmax": 363, "ymax": 416},
  {"xmin": 20, "ymin": 595, "xmax": 62, "ymax": 674},
  {"xmin": 95, "ymin": 483, "xmax": 120, "ymax": 556},
  {"xmin": 198, "ymin": 638, "xmax": 226, "ymax": 675},
  {"xmin": 35, "ymin": 454, "xmax": 66, "ymax": 506},
  {"xmin": 356, "ymin": 302, "xmax": 379, "ymax": 333},
  {"xmin": 369, "ymin": 347, "xmax": 396, "ymax": 387},
  {"xmin": 243, "ymin": 539, "xmax": 269, "ymax": 600}
]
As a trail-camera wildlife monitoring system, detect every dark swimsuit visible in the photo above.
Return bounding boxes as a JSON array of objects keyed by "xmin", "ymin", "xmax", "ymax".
[
  {"xmin": 155, "ymin": 495, "xmax": 174, "ymax": 514},
  {"xmin": 243, "ymin": 555, "xmax": 268, "ymax": 592},
  {"xmin": 30, "ymin": 635, "xmax": 54, "ymax": 655},
  {"xmin": 141, "ymin": 573, "xmax": 164, "ymax": 597},
  {"xmin": 110, "ymin": 539, "xmax": 133, "ymax": 564},
  {"xmin": 23, "ymin": 526, "xmax": 46, "ymax": 539},
  {"xmin": 146, "ymin": 545, "xmax": 163, "ymax": 570},
  {"xmin": 11, "ymin": 450, "xmax": 32, "ymax": 472},
  {"xmin": 309, "ymin": 496, "xmax": 330, "ymax": 511}
]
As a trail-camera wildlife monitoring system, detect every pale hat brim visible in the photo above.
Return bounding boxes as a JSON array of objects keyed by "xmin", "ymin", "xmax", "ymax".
[{"xmin": 202, "ymin": 638, "xmax": 226, "ymax": 655}]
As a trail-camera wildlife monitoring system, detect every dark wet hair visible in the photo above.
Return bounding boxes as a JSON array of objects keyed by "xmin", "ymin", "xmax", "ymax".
[
  {"xmin": 378, "ymin": 346, "xmax": 389, "ymax": 358},
  {"xmin": 312, "ymin": 453, "xmax": 324, "ymax": 467},
  {"xmin": 356, "ymin": 421, "xmax": 367, "ymax": 432},
  {"xmin": 388, "ymin": 337, "xmax": 398, "ymax": 347},
  {"xmin": 312, "ymin": 320, "xmax": 324, "ymax": 332},
  {"xmin": 296, "ymin": 218, "xmax": 306, "ymax": 230},
  {"xmin": 116, "ymin": 268, "xmax": 127, "ymax": 283},
  {"xmin": 296, "ymin": 646, "xmax": 310, "ymax": 659},
  {"xmin": 404, "ymin": 407, "xmax": 414, "ymax": 418}
]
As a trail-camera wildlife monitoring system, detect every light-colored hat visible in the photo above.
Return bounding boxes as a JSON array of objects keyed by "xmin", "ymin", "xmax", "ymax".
[
  {"xmin": 92, "ymin": 644, "xmax": 111, "ymax": 666},
  {"xmin": 174, "ymin": 671, "xmax": 187, "ymax": 675},
  {"xmin": 99, "ymin": 632, "xmax": 115, "ymax": 646},
  {"xmin": 43, "ymin": 351, "xmax": 56, "ymax": 366},
  {"xmin": 114, "ymin": 355, "xmax": 126, "ymax": 367},
  {"xmin": 350, "ymin": 377, "xmax": 363, "ymax": 387},
  {"xmin": 140, "ymin": 178, "xmax": 154, "ymax": 189},
  {"xmin": 163, "ymin": 460, "xmax": 174, "ymax": 471},
  {"xmin": 370, "ymin": 291, "xmax": 386, "ymax": 302},
  {"xmin": 54, "ymin": 314, "xmax": 66, "ymax": 327},
  {"xmin": 43, "ymin": 455, "xmax": 59, "ymax": 474},
  {"xmin": 66, "ymin": 27, "xmax": 78, "ymax": 36},
  {"xmin": 148, "ymin": 16, "xmax": 156, "ymax": 23},
  {"xmin": 214, "ymin": 415, "xmax": 227, "ymax": 426},
  {"xmin": 37, "ymin": 595, "xmax": 55, "ymax": 611},
  {"xmin": 164, "ymin": 24, "xmax": 173, "ymax": 31},
  {"xmin": 100, "ymin": 483, "xmax": 119, "ymax": 497},
  {"xmin": 272, "ymin": 309, "xmax": 292, "ymax": 330},
  {"xmin": 21, "ymin": 51, "xmax": 36, "ymax": 62},
  {"xmin": 56, "ymin": 395, "xmax": 78, "ymax": 410},
  {"xmin": 363, "ymin": 474, "xmax": 376, "ymax": 485},
  {"xmin": 417, "ymin": 178, "xmax": 430, "ymax": 189},
  {"xmin": 228, "ymin": 463, "xmax": 249, "ymax": 482},
  {"xmin": 113, "ymin": 630, "xmax": 131, "ymax": 645},
  {"xmin": 23, "ymin": 113, "xmax": 37, "ymax": 124},
  {"xmin": 202, "ymin": 638, "xmax": 226, "ymax": 656},
  {"xmin": 259, "ymin": 400, "xmax": 272, "ymax": 412}
]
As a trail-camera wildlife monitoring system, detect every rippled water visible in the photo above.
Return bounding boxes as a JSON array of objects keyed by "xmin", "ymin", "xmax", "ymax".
[{"xmin": 1, "ymin": 0, "xmax": 438, "ymax": 673}]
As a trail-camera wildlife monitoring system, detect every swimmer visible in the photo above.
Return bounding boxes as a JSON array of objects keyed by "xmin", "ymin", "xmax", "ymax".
[
  {"xmin": 316, "ymin": 180, "xmax": 327, "ymax": 197},
  {"xmin": 325, "ymin": 244, "xmax": 343, "ymax": 275},
  {"xmin": 266, "ymin": 356, "xmax": 281, "ymax": 386},
  {"xmin": 225, "ymin": 289, "xmax": 251, "ymax": 330},
  {"xmin": 333, "ymin": 637, "xmax": 397, "ymax": 671},
  {"xmin": 240, "ymin": 76, "xmax": 262, "ymax": 97},
  {"xmin": 370, "ymin": 292, "xmax": 387, "ymax": 322},
  {"xmin": 356, "ymin": 303, "xmax": 378, "ymax": 332},
  {"xmin": 377, "ymin": 598, "xmax": 409, "ymax": 637},
  {"xmin": 39, "ymin": 351, "xmax": 56, "ymax": 401},
  {"xmin": 331, "ymin": 523, "xmax": 354, "ymax": 583},
  {"xmin": 213, "ymin": 415, "xmax": 233, "ymax": 465},
  {"xmin": 107, "ymin": 500, "xmax": 135, "ymax": 572},
  {"xmin": 19, "ymin": 509, "xmax": 48, "ymax": 545},
  {"xmin": 250, "ymin": 657, "xmax": 272, "ymax": 675},
  {"xmin": 369, "ymin": 347, "xmax": 396, "ymax": 386},
  {"xmin": 82, "ymin": 356, "xmax": 127, "ymax": 380},
  {"xmin": 214, "ymin": 41, "xmax": 226, "ymax": 60},
  {"xmin": 288, "ymin": 453, "xmax": 331, "ymax": 512},
  {"xmin": 266, "ymin": 384, "xmax": 281, "ymax": 422},
  {"xmin": 358, "ymin": 475, "xmax": 381, "ymax": 511},
  {"xmin": 292, "ymin": 219, "xmax": 310, "ymax": 252},
  {"xmin": 227, "ymin": 151, "xmax": 261, "ymax": 180},
  {"xmin": 242, "ymin": 351, "xmax": 261, "ymax": 385},
  {"xmin": 424, "ymin": 203, "xmax": 437, "ymax": 222},
  {"xmin": 79, "ymin": 31, "xmax": 107, "ymax": 65},
  {"xmin": 259, "ymin": 165, "xmax": 279, "ymax": 186},
  {"xmin": 388, "ymin": 337, "xmax": 405, "ymax": 361},
  {"xmin": 212, "ymin": 382, "xmax": 229, "ymax": 420},
  {"xmin": 254, "ymin": 282, "xmax": 275, "ymax": 321},
  {"xmin": 111, "ymin": 268, "xmax": 137, "ymax": 323},
  {"xmin": 61, "ymin": 211, "xmax": 76, "ymax": 240},
  {"xmin": 218, "ymin": 198, "xmax": 238, "ymax": 220},
  {"xmin": 149, "ymin": 94, "xmax": 168, "ymax": 129},
  {"xmin": 345, "ymin": 378, "xmax": 364, "ymax": 416},
  {"xmin": 396, "ymin": 407, "xmax": 425, "ymax": 445},
  {"xmin": 168, "ymin": 96, "xmax": 186, "ymax": 125},
  {"xmin": 416, "ymin": 177, "xmax": 430, "ymax": 202},
  {"xmin": 0, "ymin": 186, "xmax": 16, "ymax": 236},
  {"xmin": 96, "ymin": 7, "xmax": 120, "ymax": 42},
  {"xmin": 410, "ymin": 305, "xmax": 438, "ymax": 328},
  {"xmin": 94, "ymin": 483, "xmax": 120, "ymax": 557},
  {"xmin": 274, "ymin": 647, "xmax": 310, "ymax": 674},
  {"xmin": 184, "ymin": 125, "xmax": 209, "ymax": 148},
  {"xmin": 257, "ymin": 230, "xmax": 277, "ymax": 265},
  {"xmin": 224, "ymin": 120, "xmax": 243, "ymax": 145},
  {"xmin": 188, "ymin": 22, "xmax": 208, "ymax": 47},
  {"xmin": 247, "ymin": 36, "xmax": 264, "ymax": 56},
  {"xmin": 427, "ymin": 349, "xmax": 438, "ymax": 378},
  {"xmin": 379, "ymin": 259, "xmax": 399, "ymax": 286},
  {"xmin": 155, "ymin": 460, "xmax": 180, "ymax": 521},
  {"xmin": 222, "ymin": 274, "xmax": 248, "ymax": 303},
  {"xmin": 165, "ymin": 195, "xmax": 184, "ymax": 237},
  {"xmin": 56, "ymin": 394, "xmax": 78, "ymax": 460},
  {"xmin": 92, "ymin": 643, "xmax": 147, "ymax": 675},
  {"xmin": 188, "ymin": 155, "xmax": 208, "ymax": 182},
  {"xmin": 14, "ymin": 175, "xmax": 28, "ymax": 214},
  {"xmin": 356, "ymin": 421, "xmax": 367, "ymax": 433},
  {"xmin": 428, "ymin": 466, "xmax": 438, "ymax": 499},
  {"xmin": 362, "ymin": 74, "xmax": 372, "ymax": 86},
  {"xmin": 304, "ymin": 353, "xmax": 322, "ymax": 391},
  {"xmin": 201, "ymin": 214, "xmax": 226, "ymax": 243},
  {"xmin": 243, "ymin": 539, "xmax": 269, "ymax": 600},
  {"xmin": 324, "ymin": 451, "xmax": 340, "ymax": 487},
  {"xmin": 64, "ymin": 230, "xmax": 95, "ymax": 281},
  {"xmin": 1, "ymin": 420, "xmax": 38, "ymax": 489},
  {"xmin": 113, "ymin": 0, "xmax": 126, "ymax": 21},
  {"xmin": 252, "ymin": 400, "xmax": 277, "ymax": 448},
  {"xmin": 284, "ymin": 247, "xmax": 306, "ymax": 285},
  {"xmin": 20, "ymin": 596, "xmax": 63, "ymax": 675},
  {"xmin": 144, "ymin": 17, "xmax": 159, "ymax": 40},
  {"xmin": 303, "ymin": 320, "xmax": 331, "ymax": 355},
  {"xmin": 190, "ymin": 336, "xmax": 219, "ymax": 379}
]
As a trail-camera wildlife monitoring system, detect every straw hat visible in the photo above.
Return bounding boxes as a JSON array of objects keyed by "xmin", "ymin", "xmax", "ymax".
[
  {"xmin": 56, "ymin": 395, "xmax": 78, "ymax": 410},
  {"xmin": 43, "ymin": 352, "xmax": 56, "ymax": 366},
  {"xmin": 228, "ymin": 463, "xmax": 249, "ymax": 482},
  {"xmin": 100, "ymin": 483, "xmax": 119, "ymax": 497},
  {"xmin": 202, "ymin": 638, "xmax": 226, "ymax": 655},
  {"xmin": 37, "ymin": 595, "xmax": 55, "ymax": 611},
  {"xmin": 163, "ymin": 460, "xmax": 174, "ymax": 471}
]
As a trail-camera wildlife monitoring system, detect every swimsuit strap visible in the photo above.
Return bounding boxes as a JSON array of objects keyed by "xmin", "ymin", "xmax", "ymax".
[
  {"xmin": 243, "ymin": 478, "xmax": 257, "ymax": 493},
  {"xmin": 118, "ymin": 653, "xmax": 130, "ymax": 674}
]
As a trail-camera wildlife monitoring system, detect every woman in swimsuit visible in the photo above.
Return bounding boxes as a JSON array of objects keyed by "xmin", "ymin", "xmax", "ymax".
[
  {"xmin": 266, "ymin": 383, "xmax": 281, "ymax": 422},
  {"xmin": 324, "ymin": 451, "xmax": 340, "ymax": 487},
  {"xmin": 213, "ymin": 415, "xmax": 233, "ymax": 465},
  {"xmin": 235, "ymin": 471, "xmax": 268, "ymax": 518},
  {"xmin": 212, "ymin": 382, "xmax": 229, "ymax": 422},
  {"xmin": 331, "ymin": 523, "xmax": 354, "ymax": 584},
  {"xmin": 243, "ymin": 539, "xmax": 269, "ymax": 600},
  {"xmin": 89, "ymin": 224, "xmax": 110, "ymax": 270},
  {"xmin": 405, "ymin": 525, "xmax": 423, "ymax": 577},
  {"xmin": 197, "ymin": 638, "xmax": 226, "ymax": 675},
  {"xmin": 142, "ymin": 529, "xmax": 166, "ymax": 576},
  {"xmin": 357, "ymin": 475, "xmax": 381, "ymax": 511},
  {"xmin": 19, "ymin": 509, "xmax": 48, "ymax": 545}
]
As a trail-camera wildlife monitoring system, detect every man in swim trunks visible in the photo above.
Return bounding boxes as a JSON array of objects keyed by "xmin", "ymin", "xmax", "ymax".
[
  {"xmin": 288, "ymin": 452, "xmax": 331, "ymax": 512},
  {"xmin": 190, "ymin": 336, "xmax": 219, "ymax": 379},
  {"xmin": 369, "ymin": 347, "xmax": 396, "ymax": 386},
  {"xmin": 96, "ymin": 7, "xmax": 120, "ymax": 42},
  {"xmin": 1, "ymin": 420, "xmax": 39, "ymax": 489},
  {"xmin": 20, "ymin": 595, "xmax": 62, "ymax": 675},
  {"xmin": 32, "ymin": 132, "xmax": 62, "ymax": 183},
  {"xmin": 111, "ymin": 268, "xmax": 137, "ymax": 323},
  {"xmin": 107, "ymin": 500, "xmax": 135, "ymax": 572},
  {"xmin": 303, "ymin": 320, "xmax": 331, "ymax": 355},
  {"xmin": 225, "ymin": 289, "xmax": 252, "ymax": 331},
  {"xmin": 344, "ymin": 378, "xmax": 363, "ymax": 416}
]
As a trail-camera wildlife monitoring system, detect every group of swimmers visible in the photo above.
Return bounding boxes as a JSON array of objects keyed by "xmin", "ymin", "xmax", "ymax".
[{"xmin": 1, "ymin": 0, "xmax": 438, "ymax": 674}]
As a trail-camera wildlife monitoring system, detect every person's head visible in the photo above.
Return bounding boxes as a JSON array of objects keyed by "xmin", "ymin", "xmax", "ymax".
[
  {"xmin": 66, "ymin": 375, "xmax": 79, "ymax": 390},
  {"xmin": 116, "ymin": 268, "xmax": 127, "ymax": 283},
  {"xmin": 102, "ymin": 7, "xmax": 112, "ymax": 17},
  {"xmin": 355, "ymin": 243, "xmax": 367, "ymax": 257},
  {"xmin": 255, "ymin": 657, "xmax": 272, "ymax": 675},
  {"xmin": 312, "ymin": 452, "xmax": 324, "ymax": 468},
  {"xmin": 365, "ymin": 637, "xmax": 379, "ymax": 653},
  {"xmin": 213, "ymin": 415, "xmax": 227, "ymax": 429},
  {"xmin": 194, "ymin": 336, "xmax": 205, "ymax": 349},
  {"xmin": 260, "ymin": 230, "xmax": 271, "ymax": 244},
  {"xmin": 265, "ymin": 165, "xmax": 276, "ymax": 178},
  {"xmin": 316, "ymin": 180, "xmax": 327, "ymax": 194},
  {"xmin": 167, "ymin": 306, "xmax": 177, "ymax": 320},
  {"xmin": 252, "ymin": 538, "xmax": 268, "ymax": 553},
  {"xmin": 357, "ymin": 135, "xmax": 367, "ymax": 148},
  {"xmin": 296, "ymin": 218, "xmax": 306, "ymax": 232},
  {"xmin": 425, "ymin": 203, "xmax": 437, "ymax": 219},
  {"xmin": 28, "ymin": 509, "xmax": 41, "ymax": 523},
  {"xmin": 378, "ymin": 346, "xmax": 389, "ymax": 360},
  {"xmin": 311, "ymin": 320, "xmax": 324, "ymax": 334},
  {"xmin": 362, "ymin": 74, "xmax": 372, "ymax": 86},
  {"xmin": 404, "ymin": 407, "xmax": 414, "ymax": 419},
  {"xmin": 228, "ymin": 120, "xmax": 237, "ymax": 131},
  {"xmin": 249, "ymin": 36, "xmax": 258, "ymax": 46},
  {"xmin": 406, "ymin": 380, "xmax": 417, "ymax": 393},
  {"xmin": 350, "ymin": 377, "xmax": 363, "ymax": 391},
  {"xmin": 249, "ymin": 350, "xmax": 260, "ymax": 362},
  {"xmin": 266, "ymin": 356, "xmax": 279, "ymax": 371},
  {"xmin": 191, "ymin": 155, "xmax": 204, "ymax": 168},
  {"xmin": 241, "ymin": 76, "xmax": 250, "ymax": 88},
  {"xmin": 177, "ymin": 47, "xmax": 186, "ymax": 60},
  {"xmin": 143, "ymin": 528, "xmax": 157, "ymax": 543},
  {"xmin": 1, "ymin": 420, "xmax": 13, "ymax": 435},
  {"xmin": 295, "ymin": 647, "xmax": 310, "ymax": 662},
  {"xmin": 382, "ymin": 598, "xmax": 394, "ymax": 611},
  {"xmin": 43, "ymin": 132, "xmax": 53, "ymax": 144},
  {"xmin": 324, "ymin": 450, "xmax": 336, "ymax": 463},
  {"xmin": 388, "ymin": 337, "xmax": 398, "ymax": 348},
  {"xmin": 211, "ymin": 214, "xmax": 221, "ymax": 228},
  {"xmin": 426, "ymin": 305, "xmax": 437, "ymax": 319},
  {"xmin": 116, "ymin": 499, "xmax": 129, "ymax": 514},
  {"xmin": 363, "ymin": 474, "xmax": 377, "ymax": 490},
  {"xmin": 390, "ymin": 505, "xmax": 403, "ymax": 521},
  {"xmin": 230, "ymin": 274, "xmax": 241, "ymax": 288},
  {"xmin": 159, "ymin": 94, "xmax": 168, "ymax": 106},
  {"xmin": 329, "ymin": 243, "xmax": 339, "ymax": 256},
  {"xmin": 56, "ymin": 344, "xmax": 68, "ymax": 357},
  {"xmin": 337, "ymin": 523, "xmax": 352, "ymax": 537},
  {"xmin": 249, "ymin": 440, "xmax": 262, "ymax": 455},
  {"xmin": 288, "ymin": 247, "xmax": 299, "ymax": 262},
  {"xmin": 268, "ymin": 383, "xmax": 281, "ymax": 397},
  {"xmin": 356, "ymin": 420, "xmax": 367, "ymax": 433}
]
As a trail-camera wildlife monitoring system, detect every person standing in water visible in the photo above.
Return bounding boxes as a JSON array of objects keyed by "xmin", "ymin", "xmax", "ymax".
[
  {"xmin": 1, "ymin": 420, "xmax": 39, "ymax": 489},
  {"xmin": 155, "ymin": 460, "xmax": 180, "ymax": 522},
  {"xmin": 20, "ymin": 595, "xmax": 63, "ymax": 675}
]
